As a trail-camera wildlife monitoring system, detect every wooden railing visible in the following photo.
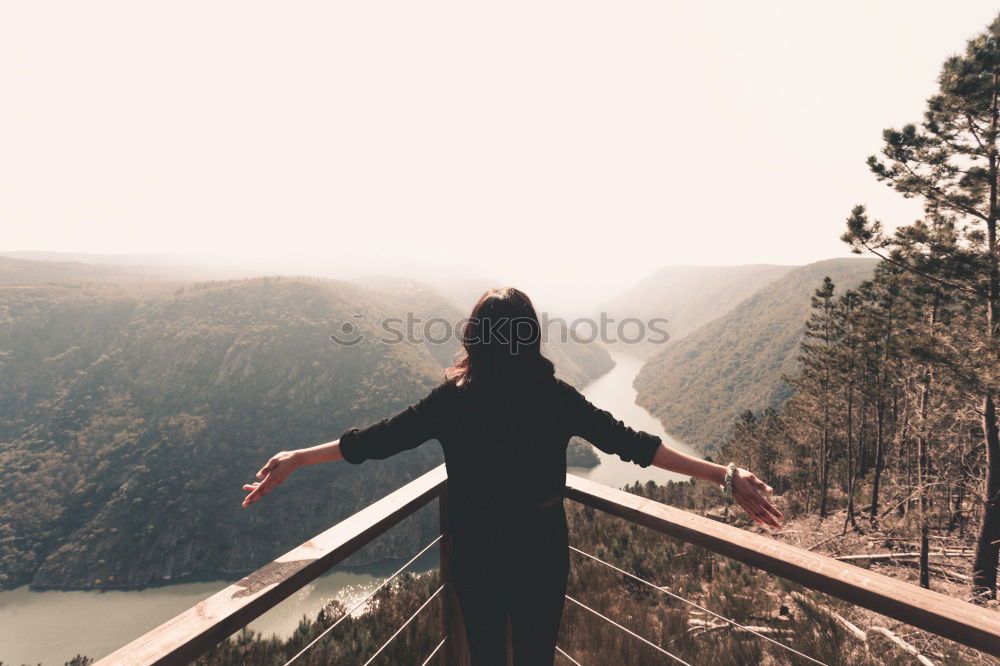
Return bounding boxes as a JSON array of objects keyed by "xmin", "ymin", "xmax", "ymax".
[
  {"xmin": 565, "ymin": 474, "xmax": 1000, "ymax": 658},
  {"xmin": 97, "ymin": 464, "xmax": 1000, "ymax": 665},
  {"xmin": 97, "ymin": 465, "xmax": 449, "ymax": 666}
]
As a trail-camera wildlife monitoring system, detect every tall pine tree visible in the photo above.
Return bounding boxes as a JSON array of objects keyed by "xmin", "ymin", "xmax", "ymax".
[{"xmin": 843, "ymin": 16, "xmax": 1000, "ymax": 597}]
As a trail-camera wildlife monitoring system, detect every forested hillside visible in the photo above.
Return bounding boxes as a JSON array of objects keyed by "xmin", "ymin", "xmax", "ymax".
[
  {"xmin": 0, "ymin": 269, "xmax": 608, "ymax": 591},
  {"xmin": 717, "ymin": 259, "xmax": 998, "ymax": 591},
  {"xmin": 599, "ymin": 264, "xmax": 795, "ymax": 357},
  {"xmin": 634, "ymin": 258, "xmax": 877, "ymax": 452},
  {"xmin": 713, "ymin": 15, "xmax": 1000, "ymax": 601}
]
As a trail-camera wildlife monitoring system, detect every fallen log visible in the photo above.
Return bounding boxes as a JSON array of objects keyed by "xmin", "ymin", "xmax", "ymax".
[
  {"xmin": 835, "ymin": 551, "xmax": 952, "ymax": 562},
  {"xmin": 854, "ymin": 556, "xmax": 971, "ymax": 582},
  {"xmin": 830, "ymin": 610, "xmax": 867, "ymax": 642},
  {"xmin": 788, "ymin": 591, "xmax": 935, "ymax": 665},
  {"xmin": 870, "ymin": 626, "xmax": 935, "ymax": 666},
  {"xmin": 806, "ymin": 534, "xmax": 841, "ymax": 551},
  {"xmin": 687, "ymin": 619, "xmax": 793, "ymax": 638}
]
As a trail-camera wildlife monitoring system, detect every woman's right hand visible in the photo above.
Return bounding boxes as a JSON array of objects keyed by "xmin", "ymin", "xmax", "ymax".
[
  {"xmin": 242, "ymin": 450, "xmax": 301, "ymax": 507},
  {"xmin": 731, "ymin": 468, "xmax": 783, "ymax": 529}
]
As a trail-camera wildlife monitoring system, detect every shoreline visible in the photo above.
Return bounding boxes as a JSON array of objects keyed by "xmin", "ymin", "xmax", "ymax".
[{"xmin": 4, "ymin": 549, "xmax": 441, "ymax": 595}]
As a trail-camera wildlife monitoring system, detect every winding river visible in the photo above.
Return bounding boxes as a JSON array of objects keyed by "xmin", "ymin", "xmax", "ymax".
[
  {"xmin": 568, "ymin": 352, "xmax": 699, "ymax": 486},
  {"xmin": 0, "ymin": 351, "xmax": 696, "ymax": 665}
]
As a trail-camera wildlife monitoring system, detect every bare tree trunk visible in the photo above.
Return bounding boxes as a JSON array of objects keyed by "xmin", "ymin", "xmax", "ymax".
[
  {"xmin": 972, "ymin": 69, "xmax": 1000, "ymax": 601},
  {"xmin": 917, "ymin": 299, "xmax": 936, "ymax": 590},
  {"xmin": 973, "ymin": 392, "xmax": 1000, "ymax": 598},
  {"xmin": 918, "ymin": 376, "xmax": 931, "ymax": 589},
  {"xmin": 951, "ymin": 480, "xmax": 965, "ymax": 537},
  {"xmin": 871, "ymin": 296, "xmax": 894, "ymax": 522},
  {"xmin": 919, "ymin": 524, "xmax": 931, "ymax": 589},
  {"xmin": 844, "ymin": 383, "xmax": 858, "ymax": 533},
  {"xmin": 819, "ymin": 426, "xmax": 830, "ymax": 519},
  {"xmin": 819, "ymin": 303, "xmax": 834, "ymax": 520},
  {"xmin": 871, "ymin": 397, "xmax": 885, "ymax": 521}
]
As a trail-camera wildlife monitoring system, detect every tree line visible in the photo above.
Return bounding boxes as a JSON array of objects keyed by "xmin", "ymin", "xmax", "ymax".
[{"xmin": 721, "ymin": 15, "xmax": 1000, "ymax": 599}]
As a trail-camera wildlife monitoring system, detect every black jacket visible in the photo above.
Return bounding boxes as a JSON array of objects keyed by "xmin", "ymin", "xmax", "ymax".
[{"xmin": 338, "ymin": 376, "xmax": 661, "ymax": 537}]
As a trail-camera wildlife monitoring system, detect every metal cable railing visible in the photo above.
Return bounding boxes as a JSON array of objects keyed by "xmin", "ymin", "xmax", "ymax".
[
  {"xmin": 283, "ymin": 534, "xmax": 443, "ymax": 666},
  {"xmin": 420, "ymin": 636, "xmax": 449, "ymax": 666},
  {"xmin": 568, "ymin": 544, "xmax": 828, "ymax": 666},
  {"xmin": 565, "ymin": 594, "xmax": 692, "ymax": 665},
  {"xmin": 361, "ymin": 584, "xmax": 445, "ymax": 666},
  {"xmin": 556, "ymin": 645, "xmax": 584, "ymax": 665},
  {"xmin": 287, "ymin": 539, "xmax": 828, "ymax": 666}
]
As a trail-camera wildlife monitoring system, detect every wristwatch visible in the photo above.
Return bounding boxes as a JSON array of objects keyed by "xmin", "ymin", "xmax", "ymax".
[{"xmin": 721, "ymin": 462, "xmax": 737, "ymax": 499}]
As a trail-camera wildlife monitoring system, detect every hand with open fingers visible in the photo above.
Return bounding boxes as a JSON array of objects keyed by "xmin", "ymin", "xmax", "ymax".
[
  {"xmin": 731, "ymin": 468, "xmax": 783, "ymax": 529},
  {"xmin": 242, "ymin": 450, "xmax": 300, "ymax": 507}
]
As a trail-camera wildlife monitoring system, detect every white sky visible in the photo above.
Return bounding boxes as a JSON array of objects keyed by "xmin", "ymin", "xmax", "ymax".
[{"xmin": 3, "ymin": 2, "xmax": 999, "ymax": 310}]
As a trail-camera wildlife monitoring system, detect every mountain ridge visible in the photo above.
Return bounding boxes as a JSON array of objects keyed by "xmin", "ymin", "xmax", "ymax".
[
  {"xmin": 632, "ymin": 257, "xmax": 879, "ymax": 451},
  {"xmin": 598, "ymin": 263, "xmax": 798, "ymax": 357}
]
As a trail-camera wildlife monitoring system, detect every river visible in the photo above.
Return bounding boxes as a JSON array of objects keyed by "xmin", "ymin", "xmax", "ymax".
[
  {"xmin": 0, "ymin": 351, "xmax": 697, "ymax": 665},
  {"xmin": 567, "ymin": 352, "xmax": 699, "ymax": 486}
]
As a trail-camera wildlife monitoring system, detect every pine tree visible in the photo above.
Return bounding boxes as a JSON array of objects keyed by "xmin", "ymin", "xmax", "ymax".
[
  {"xmin": 793, "ymin": 277, "xmax": 839, "ymax": 519},
  {"xmin": 842, "ymin": 16, "xmax": 1000, "ymax": 598}
]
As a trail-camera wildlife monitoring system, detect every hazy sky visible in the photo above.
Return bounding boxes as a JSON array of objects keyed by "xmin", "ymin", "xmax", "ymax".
[{"xmin": 3, "ymin": 2, "xmax": 999, "ymax": 309}]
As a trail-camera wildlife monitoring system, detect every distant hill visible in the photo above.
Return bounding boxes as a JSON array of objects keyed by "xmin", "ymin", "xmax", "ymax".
[
  {"xmin": 0, "ymin": 255, "xmax": 156, "ymax": 285},
  {"xmin": 599, "ymin": 264, "xmax": 796, "ymax": 358},
  {"xmin": 634, "ymin": 258, "xmax": 879, "ymax": 452},
  {"xmin": 0, "ymin": 251, "xmax": 265, "ymax": 282},
  {"xmin": 0, "ymin": 265, "xmax": 610, "ymax": 591},
  {"xmin": 357, "ymin": 270, "xmax": 500, "ymax": 313}
]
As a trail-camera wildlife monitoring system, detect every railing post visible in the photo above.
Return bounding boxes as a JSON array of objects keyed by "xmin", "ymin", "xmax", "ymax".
[{"xmin": 439, "ymin": 484, "xmax": 471, "ymax": 666}]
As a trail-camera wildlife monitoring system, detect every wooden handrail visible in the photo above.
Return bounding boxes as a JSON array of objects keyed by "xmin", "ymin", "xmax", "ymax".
[
  {"xmin": 96, "ymin": 464, "xmax": 448, "ymax": 666},
  {"xmin": 564, "ymin": 472, "xmax": 1000, "ymax": 658}
]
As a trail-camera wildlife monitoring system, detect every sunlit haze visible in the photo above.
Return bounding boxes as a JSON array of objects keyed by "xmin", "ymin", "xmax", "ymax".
[{"xmin": 3, "ymin": 2, "xmax": 998, "ymax": 312}]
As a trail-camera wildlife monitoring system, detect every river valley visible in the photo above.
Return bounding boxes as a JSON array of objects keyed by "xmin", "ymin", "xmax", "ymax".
[{"xmin": 0, "ymin": 351, "xmax": 697, "ymax": 665}]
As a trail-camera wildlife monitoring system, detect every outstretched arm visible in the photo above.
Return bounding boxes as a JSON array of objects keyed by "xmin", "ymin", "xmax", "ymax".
[
  {"xmin": 241, "ymin": 440, "xmax": 343, "ymax": 507},
  {"xmin": 241, "ymin": 382, "xmax": 451, "ymax": 508},
  {"xmin": 651, "ymin": 444, "xmax": 783, "ymax": 529},
  {"xmin": 561, "ymin": 381, "xmax": 783, "ymax": 529},
  {"xmin": 651, "ymin": 443, "xmax": 726, "ymax": 484}
]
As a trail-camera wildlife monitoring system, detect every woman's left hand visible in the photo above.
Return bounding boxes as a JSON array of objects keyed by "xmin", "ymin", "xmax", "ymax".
[{"xmin": 731, "ymin": 468, "xmax": 783, "ymax": 529}]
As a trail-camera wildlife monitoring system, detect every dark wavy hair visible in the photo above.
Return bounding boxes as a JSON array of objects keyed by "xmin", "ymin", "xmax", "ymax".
[{"xmin": 446, "ymin": 287, "xmax": 556, "ymax": 388}]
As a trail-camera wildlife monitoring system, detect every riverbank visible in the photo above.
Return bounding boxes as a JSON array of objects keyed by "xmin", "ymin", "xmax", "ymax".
[{"xmin": 0, "ymin": 549, "xmax": 439, "ymax": 666}]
